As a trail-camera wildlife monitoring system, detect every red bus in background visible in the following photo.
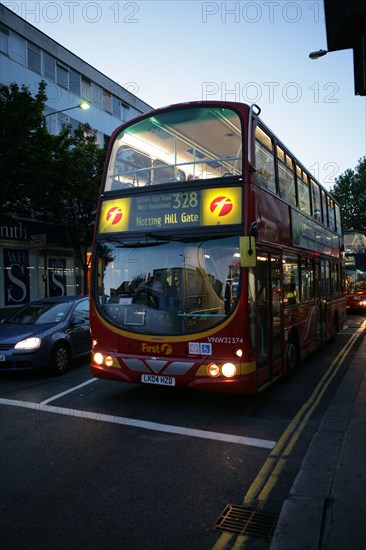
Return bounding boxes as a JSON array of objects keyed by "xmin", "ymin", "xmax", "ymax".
[
  {"xmin": 345, "ymin": 230, "xmax": 366, "ymax": 313},
  {"xmin": 90, "ymin": 101, "xmax": 345, "ymax": 393}
]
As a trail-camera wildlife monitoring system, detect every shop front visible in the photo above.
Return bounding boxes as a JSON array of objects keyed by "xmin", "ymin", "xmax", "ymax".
[{"xmin": 0, "ymin": 217, "xmax": 83, "ymax": 318}]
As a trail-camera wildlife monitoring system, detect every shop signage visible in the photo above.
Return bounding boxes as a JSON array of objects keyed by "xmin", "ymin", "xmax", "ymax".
[{"xmin": 3, "ymin": 248, "xmax": 30, "ymax": 306}]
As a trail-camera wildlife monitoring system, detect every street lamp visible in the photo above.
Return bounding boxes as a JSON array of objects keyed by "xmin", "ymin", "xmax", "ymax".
[
  {"xmin": 44, "ymin": 101, "xmax": 90, "ymax": 117},
  {"xmin": 309, "ymin": 49, "xmax": 328, "ymax": 60}
]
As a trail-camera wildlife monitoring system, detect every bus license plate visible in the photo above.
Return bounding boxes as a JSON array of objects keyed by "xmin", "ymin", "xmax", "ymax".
[{"xmin": 141, "ymin": 374, "xmax": 175, "ymax": 386}]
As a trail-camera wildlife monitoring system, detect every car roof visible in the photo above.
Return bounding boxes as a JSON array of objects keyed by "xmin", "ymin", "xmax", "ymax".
[{"xmin": 33, "ymin": 296, "xmax": 88, "ymax": 305}]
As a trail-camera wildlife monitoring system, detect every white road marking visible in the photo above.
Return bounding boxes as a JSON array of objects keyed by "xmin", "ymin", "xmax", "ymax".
[
  {"xmin": 40, "ymin": 377, "xmax": 98, "ymax": 406},
  {"xmin": 0, "ymin": 397, "xmax": 276, "ymax": 449}
]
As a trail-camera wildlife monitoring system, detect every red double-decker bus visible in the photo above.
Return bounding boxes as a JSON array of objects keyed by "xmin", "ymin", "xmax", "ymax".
[
  {"xmin": 90, "ymin": 101, "xmax": 345, "ymax": 393},
  {"xmin": 345, "ymin": 229, "xmax": 366, "ymax": 313}
]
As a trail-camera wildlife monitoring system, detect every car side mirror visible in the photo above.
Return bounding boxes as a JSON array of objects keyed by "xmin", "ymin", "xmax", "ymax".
[{"xmin": 72, "ymin": 316, "xmax": 86, "ymax": 326}]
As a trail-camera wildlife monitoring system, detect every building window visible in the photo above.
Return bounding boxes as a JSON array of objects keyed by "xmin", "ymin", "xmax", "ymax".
[
  {"xmin": 112, "ymin": 96, "xmax": 121, "ymax": 118},
  {"xmin": 121, "ymin": 101, "xmax": 131, "ymax": 122},
  {"xmin": 82, "ymin": 77, "xmax": 102, "ymax": 107},
  {"xmin": 92, "ymin": 82, "xmax": 102, "ymax": 107},
  {"xmin": 0, "ymin": 24, "xmax": 9, "ymax": 54},
  {"xmin": 56, "ymin": 112, "xmax": 70, "ymax": 133},
  {"xmin": 82, "ymin": 77, "xmax": 92, "ymax": 101},
  {"xmin": 44, "ymin": 52, "xmax": 55, "ymax": 81},
  {"xmin": 103, "ymin": 90, "xmax": 112, "ymax": 113},
  {"xmin": 9, "ymin": 31, "xmax": 26, "ymax": 64},
  {"xmin": 69, "ymin": 116, "xmax": 79, "ymax": 133},
  {"xmin": 27, "ymin": 41, "xmax": 41, "ymax": 73},
  {"xmin": 56, "ymin": 62, "xmax": 69, "ymax": 89},
  {"xmin": 69, "ymin": 69, "xmax": 81, "ymax": 96}
]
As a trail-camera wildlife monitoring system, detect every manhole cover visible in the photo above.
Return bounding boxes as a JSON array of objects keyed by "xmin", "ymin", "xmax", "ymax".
[{"xmin": 213, "ymin": 504, "xmax": 278, "ymax": 539}]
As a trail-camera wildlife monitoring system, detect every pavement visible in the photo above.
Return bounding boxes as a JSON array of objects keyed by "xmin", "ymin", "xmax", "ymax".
[{"xmin": 270, "ymin": 322, "xmax": 366, "ymax": 550}]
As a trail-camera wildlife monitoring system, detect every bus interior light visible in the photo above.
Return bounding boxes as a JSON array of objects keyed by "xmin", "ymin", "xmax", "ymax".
[{"xmin": 222, "ymin": 363, "xmax": 237, "ymax": 378}]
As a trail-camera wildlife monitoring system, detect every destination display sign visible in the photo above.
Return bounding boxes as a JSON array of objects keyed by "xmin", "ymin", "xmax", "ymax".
[{"xmin": 98, "ymin": 187, "xmax": 242, "ymax": 234}]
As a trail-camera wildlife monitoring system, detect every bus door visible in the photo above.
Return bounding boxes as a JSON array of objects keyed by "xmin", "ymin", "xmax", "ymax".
[
  {"xmin": 256, "ymin": 253, "xmax": 283, "ymax": 386},
  {"xmin": 315, "ymin": 260, "xmax": 327, "ymax": 344}
]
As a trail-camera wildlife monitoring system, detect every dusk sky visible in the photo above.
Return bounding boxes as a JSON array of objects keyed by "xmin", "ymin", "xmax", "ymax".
[{"xmin": 4, "ymin": 0, "xmax": 366, "ymax": 189}]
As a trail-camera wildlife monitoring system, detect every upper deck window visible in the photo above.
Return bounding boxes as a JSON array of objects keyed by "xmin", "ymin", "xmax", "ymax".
[
  {"xmin": 105, "ymin": 106, "xmax": 243, "ymax": 190},
  {"xmin": 255, "ymin": 126, "xmax": 276, "ymax": 194},
  {"xmin": 311, "ymin": 179, "xmax": 321, "ymax": 221},
  {"xmin": 277, "ymin": 146, "xmax": 296, "ymax": 206},
  {"xmin": 327, "ymin": 195, "xmax": 336, "ymax": 231},
  {"xmin": 297, "ymin": 166, "xmax": 311, "ymax": 215}
]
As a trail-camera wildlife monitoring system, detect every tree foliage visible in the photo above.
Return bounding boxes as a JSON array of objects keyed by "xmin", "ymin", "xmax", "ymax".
[
  {"xmin": 331, "ymin": 157, "xmax": 366, "ymax": 230},
  {"xmin": 0, "ymin": 81, "xmax": 107, "ymax": 293},
  {"xmin": 56, "ymin": 123, "xmax": 106, "ymax": 293},
  {"xmin": 0, "ymin": 81, "xmax": 52, "ymax": 216}
]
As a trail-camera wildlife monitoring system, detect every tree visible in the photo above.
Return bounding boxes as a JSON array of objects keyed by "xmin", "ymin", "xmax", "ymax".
[
  {"xmin": 1, "ymin": 82, "xmax": 107, "ymax": 294},
  {"xmin": 330, "ymin": 157, "xmax": 366, "ymax": 230},
  {"xmin": 55, "ymin": 123, "xmax": 106, "ymax": 294},
  {"xmin": 0, "ymin": 81, "xmax": 53, "ymax": 217}
]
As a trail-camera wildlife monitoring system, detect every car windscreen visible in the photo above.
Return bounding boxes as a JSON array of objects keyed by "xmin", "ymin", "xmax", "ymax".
[{"xmin": 5, "ymin": 302, "xmax": 73, "ymax": 325}]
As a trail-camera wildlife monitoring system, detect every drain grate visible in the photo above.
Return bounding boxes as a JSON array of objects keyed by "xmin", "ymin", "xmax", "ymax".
[{"xmin": 213, "ymin": 504, "xmax": 278, "ymax": 539}]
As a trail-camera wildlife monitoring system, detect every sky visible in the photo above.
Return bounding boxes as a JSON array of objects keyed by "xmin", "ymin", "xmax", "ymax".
[{"xmin": 3, "ymin": 0, "xmax": 366, "ymax": 190}]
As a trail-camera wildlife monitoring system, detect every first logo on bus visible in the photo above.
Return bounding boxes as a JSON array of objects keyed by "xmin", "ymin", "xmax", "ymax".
[{"xmin": 106, "ymin": 207, "xmax": 123, "ymax": 225}]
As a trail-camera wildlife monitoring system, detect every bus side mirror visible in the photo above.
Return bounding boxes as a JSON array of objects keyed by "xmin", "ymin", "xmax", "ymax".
[{"xmin": 240, "ymin": 236, "xmax": 256, "ymax": 267}]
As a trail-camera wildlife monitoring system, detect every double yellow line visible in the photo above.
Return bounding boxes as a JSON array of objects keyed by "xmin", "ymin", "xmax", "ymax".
[{"xmin": 213, "ymin": 320, "xmax": 366, "ymax": 550}]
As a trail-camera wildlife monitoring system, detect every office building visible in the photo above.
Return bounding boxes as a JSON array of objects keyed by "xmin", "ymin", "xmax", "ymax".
[{"xmin": 0, "ymin": 4, "xmax": 152, "ymax": 313}]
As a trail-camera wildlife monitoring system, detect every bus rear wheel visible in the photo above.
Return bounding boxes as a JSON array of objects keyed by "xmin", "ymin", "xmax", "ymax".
[
  {"xmin": 286, "ymin": 336, "xmax": 300, "ymax": 375},
  {"xmin": 330, "ymin": 314, "xmax": 339, "ymax": 344}
]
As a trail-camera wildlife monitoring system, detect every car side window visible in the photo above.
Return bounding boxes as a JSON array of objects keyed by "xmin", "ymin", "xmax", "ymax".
[{"xmin": 73, "ymin": 300, "xmax": 89, "ymax": 322}]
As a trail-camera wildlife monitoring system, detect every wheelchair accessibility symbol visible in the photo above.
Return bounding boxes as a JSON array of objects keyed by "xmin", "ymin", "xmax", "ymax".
[{"xmin": 200, "ymin": 343, "xmax": 212, "ymax": 355}]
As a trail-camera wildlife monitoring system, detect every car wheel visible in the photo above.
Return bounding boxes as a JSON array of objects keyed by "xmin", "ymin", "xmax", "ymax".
[{"xmin": 51, "ymin": 343, "xmax": 70, "ymax": 376}]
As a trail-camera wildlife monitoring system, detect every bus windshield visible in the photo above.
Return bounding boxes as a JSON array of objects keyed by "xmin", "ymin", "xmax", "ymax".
[
  {"xmin": 345, "ymin": 231, "xmax": 366, "ymax": 293},
  {"xmin": 96, "ymin": 235, "xmax": 240, "ymax": 335},
  {"xmin": 105, "ymin": 106, "xmax": 243, "ymax": 190}
]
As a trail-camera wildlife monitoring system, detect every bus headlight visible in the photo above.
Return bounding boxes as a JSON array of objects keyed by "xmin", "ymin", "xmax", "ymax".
[
  {"xmin": 222, "ymin": 362, "xmax": 237, "ymax": 378},
  {"xmin": 104, "ymin": 355, "xmax": 114, "ymax": 367},
  {"xmin": 93, "ymin": 352, "xmax": 104, "ymax": 365},
  {"xmin": 207, "ymin": 363, "xmax": 220, "ymax": 377}
]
